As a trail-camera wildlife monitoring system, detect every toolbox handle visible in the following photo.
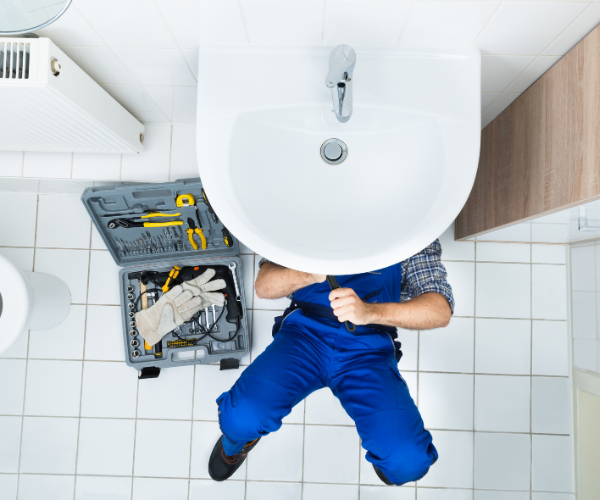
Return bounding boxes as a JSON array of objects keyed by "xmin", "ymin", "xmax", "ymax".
[{"xmin": 138, "ymin": 367, "xmax": 161, "ymax": 379}]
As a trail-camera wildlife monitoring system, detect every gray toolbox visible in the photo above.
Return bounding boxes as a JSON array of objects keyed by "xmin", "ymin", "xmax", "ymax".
[{"xmin": 81, "ymin": 178, "xmax": 249, "ymax": 378}]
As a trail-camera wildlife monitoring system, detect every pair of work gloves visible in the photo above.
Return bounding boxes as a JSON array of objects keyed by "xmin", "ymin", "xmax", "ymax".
[{"xmin": 135, "ymin": 268, "xmax": 225, "ymax": 347}]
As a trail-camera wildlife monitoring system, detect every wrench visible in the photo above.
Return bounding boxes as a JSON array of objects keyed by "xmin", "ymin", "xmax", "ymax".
[{"xmin": 228, "ymin": 262, "xmax": 242, "ymax": 302}]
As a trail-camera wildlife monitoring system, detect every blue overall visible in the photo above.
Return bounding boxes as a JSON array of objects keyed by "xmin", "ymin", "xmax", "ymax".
[{"xmin": 217, "ymin": 263, "xmax": 438, "ymax": 485}]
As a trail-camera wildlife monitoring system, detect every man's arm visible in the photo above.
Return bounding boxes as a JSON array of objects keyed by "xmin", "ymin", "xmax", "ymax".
[
  {"xmin": 255, "ymin": 262, "xmax": 326, "ymax": 299},
  {"xmin": 329, "ymin": 288, "xmax": 451, "ymax": 330}
]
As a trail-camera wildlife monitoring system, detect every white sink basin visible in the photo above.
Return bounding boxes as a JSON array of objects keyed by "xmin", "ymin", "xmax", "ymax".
[{"xmin": 197, "ymin": 46, "xmax": 480, "ymax": 274}]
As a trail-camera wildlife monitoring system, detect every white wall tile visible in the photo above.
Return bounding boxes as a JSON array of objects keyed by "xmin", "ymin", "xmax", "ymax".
[
  {"xmin": 0, "ymin": 416, "xmax": 21, "ymax": 473},
  {"xmin": 475, "ymin": 375, "xmax": 530, "ymax": 432},
  {"xmin": 532, "ymin": 265, "xmax": 567, "ymax": 320},
  {"xmin": 240, "ymin": 0, "xmax": 324, "ymax": 46},
  {"xmin": 34, "ymin": 248, "xmax": 89, "ymax": 303},
  {"xmin": 305, "ymin": 387, "xmax": 353, "ymax": 426},
  {"xmin": 477, "ymin": 222, "xmax": 531, "ymax": 243},
  {"xmin": 476, "ymin": 242, "xmax": 530, "ymax": 263},
  {"xmin": 532, "ymin": 245, "xmax": 566, "ymax": 265},
  {"xmin": 87, "ymin": 250, "xmax": 121, "ymax": 305},
  {"xmin": 439, "ymin": 223, "xmax": 475, "ymax": 261},
  {"xmin": 0, "ymin": 193, "xmax": 37, "ymax": 246},
  {"xmin": 302, "ymin": 484, "xmax": 358, "ymax": 500},
  {"xmin": 60, "ymin": 47, "xmax": 137, "ymax": 85},
  {"xmin": 417, "ymin": 489, "xmax": 474, "ymax": 500},
  {"xmin": 474, "ymin": 492, "xmax": 528, "ymax": 500},
  {"xmin": 573, "ymin": 339, "xmax": 597, "ymax": 372},
  {"xmin": 35, "ymin": 5, "xmax": 106, "ymax": 46},
  {"xmin": 190, "ymin": 421, "xmax": 246, "ymax": 480},
  {"xmin": 476, "ymin": 263, "xmax": 530, "ymax": 319},
  {"xmin": 532, "ymin": 376, "xmax": 571, "ymax": 435},
  {"xmin": 85, "ymin": 305, "xmax": 125, "ymax": 361},
  {"xmin": 189, "ymin": 480, "xmax": 246, "ymax": 500},
  {"xmin": 246, "ymin": 482, "xmax": 302, "ymax": 500},
  {"xmin": 247, "ymin": 424, "xmax": 304, "ymax": 481},
  {"xmin": 482, "ymin": 93, "xmax": 499, "ymax": 112},
  {"xmin": 72, "ymin": 153, "xmax": 121, "ymax": 181},
  {"xmin": 482, "ymin": 93, "xmax": 520, "ymax": 129},
  {"xmin": 475, "ymin": 318, "xmax": 530, "ymax": 375},
  {"xmin": 121, "ymin": 123, "xmax": 171, "ymax": 181},
  {"xmin": 132, "ymin": 478, "xmax": 189, "ymax": 500},
  {"xmin": 0, "ymin": 474, "xmax": 17, "ymax": 500},
  {"xmin": 532, "ymin": 224, "xmax": 569, "ymax": 244},
  {"xmin": 23, "ymin": 152, "xmax": 72, "ymax": 179},
  {"xmin": 101, "ymin": 84, "xmax": 161, "ymax": 114},
  {"xmin": 481, "ymin": 55, "xmax": 535, "ymax": 93},
  {"xmin": 134, "ymin": 420, "xmax": 191, "ymax": 478},
  {"xmin": 420, "ymin": 317, "xmax": 474, "ymax": 373},
  {"xmin": 0, "ymin": 327, "xmax": 29, "ymax": 359},
  {"xmin": 170, "ymin": 124, "xmax": 198, "ymax": 181},
  {"xmin": 419, "ymin": 372, "xmax": 474, "ymax": 431},
  {"xmin": 474, "ymin": 432, "xmax": 530, "ymax": 490},
  {"xmin": 114, "ymin": 49, "xmax": 196, "ymax": 86},
  {"xmin": 81, "ymin": 361, "xmax": 138, "ymax": 418},
  {"xmin": 532, "ymin": 320, "xmax": 569, "ymax": 376},
  {"xmin": 76, "ymin": 476, "xmax": 132, "ymax": 500},
  {"xmin": 532, "ymin": 435, "xmax": 574, "ymax": 493},
  {"xmin": 0, "ymin": 360, "xmax": 26, "ymax": 415},
  {"xmin": 20, "ymin": 416, "xmax": 79, "ymax": 474},
  {"xmin": 531, "ymin": 494, "xmax": 574, "ymax": 500},
  {"xmin": 182, "ymin": 49, "xmax": 199, "ymax": 79},
  {"xmin": 444, "ymin": 261, "xmax": 475, "ymax": 317},
  {"xmin": 36, "ymin": 194, "xmax": 91, "ymax": 249},
  {"xmin": 77, "ymin": 0, "xmax": 177, "ymax": 49},
  {"xmin": 361, "ymin": 487, "xmax": 415, "ymax": 500},
  {"xmin": 77, "ymin": 418, "xmax": 136, "ymax": 475},
  {"xmin": 303, "ymin": 425, "xmax": 359, "ymax": 484},
  {"xmin": 137, "ymin": 365, "xmax": 194, "ymax": 420},
  {"xmin": 24, "ymin": 360, "xmax": 82, "ymax": 417},
  {"xmin": 572, "ymin": 291, "xmax": 596, "ymax": 338},
  {"xmin": 18, "ymin": 474, "xmax": 75, "ymax": 500},
  {"xmin": 324, "ymin": 0, "xmax": 411, "ymax": 48},
  {"xmin": 0, "ymin": 151, "xmax": 23, "ymax": 176},
  {"xmin": 571, "ymin": 245, "xmax": 595, "ymax": 291},
  {"xmin": 476, "ymin": 3, "xmax": 586, "ymax": 56},
  {"xmin": 544, "ymin": 3, "xmax": 600, "ymax": 56},
  {"xmin": 396, "ymin": 328, "xmax": 418, "ymax": 371},
  {"xmin": 419, "ymin": 430, "xmax": 473, "ymax": 488},
  {"xmin": 506, "ymin": 56, "xmax": 561, "ymax": 93},
  {"xmin": 145, "ymin": 86, "xmax": 197, "ymax": 123}
]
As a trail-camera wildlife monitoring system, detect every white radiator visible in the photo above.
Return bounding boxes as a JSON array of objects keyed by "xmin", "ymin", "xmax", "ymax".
[{"xmin": 0, "ymin": 37, "xmax": 144, "ymax": 154}]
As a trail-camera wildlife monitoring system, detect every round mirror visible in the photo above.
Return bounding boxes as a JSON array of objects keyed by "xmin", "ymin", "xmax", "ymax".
[{"xmin": 0, "ymin": 0, "xmax": 72, "ymax": 35}]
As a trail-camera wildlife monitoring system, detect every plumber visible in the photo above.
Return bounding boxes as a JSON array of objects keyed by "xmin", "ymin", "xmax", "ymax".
[{"xmin": 208, "ymin": 239, "xmax": 454, "ymax": 486}]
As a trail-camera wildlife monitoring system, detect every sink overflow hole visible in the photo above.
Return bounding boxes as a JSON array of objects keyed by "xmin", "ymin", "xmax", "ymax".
[{"xmin": 320, "ymin": 138, "xmax": 348, "ymax": 165}]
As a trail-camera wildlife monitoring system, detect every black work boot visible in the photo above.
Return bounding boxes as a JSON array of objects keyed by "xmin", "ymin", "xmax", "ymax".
[
  {"xmin": 373, "ymin": 464, "xmax": 394, "ymax": 486},
  {"xmin": 208, "ymin": 435, "xmax": 261, "ymax": 481}
]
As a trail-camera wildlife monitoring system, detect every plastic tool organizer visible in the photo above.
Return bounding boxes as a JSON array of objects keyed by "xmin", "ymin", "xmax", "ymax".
[{"xmin": 81, "ymin": 178, "xmax": 249, "ymax": 378}]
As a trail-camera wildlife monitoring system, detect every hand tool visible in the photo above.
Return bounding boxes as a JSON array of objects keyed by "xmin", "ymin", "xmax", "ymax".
[
  {"xmin": 116, "ymin": 238, "xmax": 127, "ymax": 255},
  {"xmin": 162, "ymin": 229, "xmax": 173, "ymax": 251},
  {"xmin": 222, "ymin": 226, "xmax": 233, "ymax": 248},
  {"xmin": 176, "ymin": 193, "xmax": 194, "ymax": 207},
  {"xmin": 139, "ymin": 238, "xmax": 147, "ymax": 254},
  {"xmin": 142, "ymin": 234, "xmax": 153, "ymax": 254},
  {"xmin": 174, "ymin": 227, "xmax": 185, "ymax": 251},
  {"xmin": 107, "ymin": 214, "xmax": 183, "ymax": 229},
  {"xmin": 228, "ymin": 262, "xmax": 242, "ymax": 302},
  {"xmin": 326, "ymin": 275, "xmax": 356, "ymax": 333},
  {"xmin": 205, "ymin": 307, "xmax": 211, "ymax": 329},
  {"xmin": 162, "ymin": 266, "xmax": 181, "ymax": 293},
  {"xmin": 211, "ymin": 304, "xmax": 218, "ymax": 331},
  {"xmin": 186, "ymin": 217, "xmax": 207, "ymax": 250},
  {"xmin": 132, "ymin": 350, "xmax": 140, "ymax": 358},
  {"xmin": 202, "ymin": 188, "xmax": 219, "ymax": 224},
  {"xmin": 130, "ymin": 339, "xmax": 139, "ymax": 347},
  {"xmin": 139, "ymin": 278, "xmax": 152, "ymax": 355},
  {"xmin": 146, "ymin": 232, "xmax": 158, "ymax": 253},
  {"xmin": 129, "ymin": 330, "xmax": 137, "ymax": 337},
  {"xmin": 167, "ymin": 228, "xmax": 177, "ymax": 251}
]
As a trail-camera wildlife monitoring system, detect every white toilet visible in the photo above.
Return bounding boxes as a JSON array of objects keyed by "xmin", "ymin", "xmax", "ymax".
[{"xmin": 0, "ymin": 254, "xmax": 71, "ymax": 355}]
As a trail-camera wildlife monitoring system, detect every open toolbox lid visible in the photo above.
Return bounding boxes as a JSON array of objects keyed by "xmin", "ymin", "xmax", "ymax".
[{"xmin": 80, "ymin": 178, "xmax": 240, "ymax": 266}]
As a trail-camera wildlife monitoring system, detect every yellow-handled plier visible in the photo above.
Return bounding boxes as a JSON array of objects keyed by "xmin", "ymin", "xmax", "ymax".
[{"xmin": 186, "ymin": 218, "xmax": 206, "ymax": 250}]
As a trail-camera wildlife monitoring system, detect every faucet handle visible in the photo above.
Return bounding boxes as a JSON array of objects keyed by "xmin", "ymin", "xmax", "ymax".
[{"xmin": 326, "ymin": 44, "xmax": 356, "ymax": 87}]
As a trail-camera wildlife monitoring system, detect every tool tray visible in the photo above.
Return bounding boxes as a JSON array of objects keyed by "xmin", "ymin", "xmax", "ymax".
[{"xmin": 81, "ymin": 178, "xmax": 249, "ymax": 376}]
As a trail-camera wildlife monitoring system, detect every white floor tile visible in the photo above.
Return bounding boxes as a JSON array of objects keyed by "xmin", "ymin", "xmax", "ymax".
[
  {"xmin": 396, "ymin": 328, "xmax": 418, "ymax": 372},
  {"xmin": 0, "ymin": 359, "xmax": 26, "ymax": 415},
  {"xmin": 439, "ymin": 223, "xmax": 474, "ymax": 261},
  {"xmin": 532, "ymin": 245, "xmax": 566, "ymax": 265},
  {"xmin": 36, "ymin": 195, "xmax": 91, "ymax": 249},
  {"xmin": 475, "ymin": 375, "xmax": 530, "ymax": 432},
  {"xmin": 240, "ymin": 253, "xmax": 255, "ymax": 306},
  {"xmin": 190, "ymin": 421, "xmax": 246, "ymax": 480},
  {"xmin": 302, "ymin": 483, "xmax": 358, "ymax": 500},
  {"xmin": 532, "ymin": 435, "xmax": 574, "ymax": 493},
  {"xmin": 402, "ymin": 371, "xmax": 418, "ymax": 402},
  {"xmin": 34, "ymin": 249, "xmax": 90, "ymax": 303},
  {"xmin": 137, "ymin": 364, "xmax": 194, "ymax": 420},
  {"xmin": 573, "ymin": 339, "xmax": 598, "ymax": 372},
  {"xmin": 75, "ymin": 476, "xmax": 132, "ymax": 500},
  {"xmin": 572, "ymin": 291, "xmax": 596, "ymax": 338},
  {"xmin": 0, "ymin": 150, "xmax": 23, "ymax": 176},
  {"xmin": 189, "ymin": 479, "xmax": 245, "ymax": 500},
  {"xmin": 0, "ymin": 193, "xmax": 37, "ymax": 247},
  {"xmin": 417, "ymin": 488, "xmax": 474, "ymax": 500},
  {"xmin": 0, "ymin": 328, "xmax": 28, "ymax": 359},
  {"xmin": 531, "ymin": 494, "xmax": 574, "ymax": 500},
  {"xmin": 305, "ymin": 387, "xmax": 353, "ymax": 426},
  {"xmin": 418, "ymin": 373, "xmax": 474, "ymax": 431},
  {"xmin": 132, "ymin": 478, "xmax": 189, "ymax": 500},
  {"xmin": 24, "ymin": 360, "xmax": 82, "ymax": 417},
  {"xmin": 81, "ymin": 361, "xmax": 138, "ymax": 418},
  {"xmin": 20, "ymin": 416, "xmax": 78, "ymax": 474},
  {"xmin": 251, "ymin": 309, "xmax": 284, "ymax": 361},
  {"xmin": 533, "ymin": 265, "xmax": 567, "ymax": 320},
  {"xmin": 85, "ymin": 305, "xmax": 125, "ymax": 361},
  {"xmin": 247, "ymin": 424, "xmax": 304, "ymax": 481},
  {"xmin": 77, "ymin": 418, "xmax": 135, "ymax": 476},
  {"xmin": 474, "ymin": 491, "xmax": 529, "ymax": 500},
  {"xmin": 420, "ymin": 317, "xmax": 475, "ymax": 373},
  {"xmin": 253, "ymin": 257, "xmax": 293, "ymax": 310},
  {"xmin": 361, "ymin": 485, "xmax": 415, "ymax": 500},
  {"xmin": 0, "ymin": 416, "xmax": 21, "ymax": 472},
  {"xmin": 87, "ymin": 250, "xmax": 121, "ymax": 305},
  {"xmin": 91, "ymin": 224, "xmax": 108, "ymax": 250},
  {"xmin": 570, "ymin": 245, "xmax": 595, "ymax": 291},
  {"xmin": 121, "ymin": 124, "xmax": 172, "ymax": 182},
  {"xmin": 419, "ymin": 430, "xmax": 473, "ymax": 488},
  {"xmin": 360, "ymin": 446, "xmax": 389, "ymax": 485},
  {"xmin": 193, "ymin": 364, "xmax": 245, "ymax": 420},
  {"xmin": 29, "ymin": 304, "xmax": 86, "ymax": 360},
  {"xmin": 475, "ymin": 319, "xmax": 530, "ymax": 375},
  {"xmin": 477, "ymin": 243, "xmax": 530, "ymax": 263},
  {"xmin": 476, "ymin": 263, "xmax": 531, "ymax": 319},
  {"xmin": 474, "ymin": 432, "xmax": 530, "ymax": 490},
  {"xmin": 443, "ymin": 261, "xmax": 475, "ymax": 317},
  {"xmin": 23, "ymin": 152, "xmax": 72, "ymax": 179},
  {"xmin": 170, "ymin": 124, "xmax": 198, "ymax": 181},
  {"xmin": 246, "ymin": 482, "xmax": 302, "ymax": 500},
  {"xmin": 72, "ymin": 153, "xmax": 122, "ymax": 181},
  {"xmin": 0, "ymin": 474, "xmax": 17, "ymax": 500},
  {"xmin": 532, "ymin": 321, "xmax": 569, "ymax": 376},
  {"xmin": 303, "ymin": 425, "xmax": 359, "ymax": 484},
  {"xmin": 0, "ymin": 247, "xmax": 34, "ymax": 271},
  {"xmin": 238, "ymin": 239, "xmax": 255, "ymax": 254},
  {"xmin": 18, "ymin": 474, "xmax": 75, "ymax": 500},
  {"xmin": 532, "ymin": 377, "xmax": 571, "ymax": 435},
  {"xmin": 284, "ymin": 399, "xmax": 306, "ymax": 425},
  {"xmin": 134, "ymin": 420, "xmax": 191, "ymax": 478}
]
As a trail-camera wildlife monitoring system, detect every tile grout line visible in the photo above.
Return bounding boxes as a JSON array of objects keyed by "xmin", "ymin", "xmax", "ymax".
[
  {"xmin": 130, "ymin": 375, "xmax": 141, "ymax": 500},
  {"xmin": 472, "ymin": 240, "xmax": 477, "ymax": 489},
  {"xmin": 188, "ymin": 364, "xmax": 197, "ymax": 500},
  {"xmin": 530, "ymin": 242, "xmax": 534, "ymax": 499}
]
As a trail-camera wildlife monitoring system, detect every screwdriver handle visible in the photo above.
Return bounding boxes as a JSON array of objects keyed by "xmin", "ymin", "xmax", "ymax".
[{"xmin": 326, "ymin": 275, "xmax": 356, "ymax": 333}]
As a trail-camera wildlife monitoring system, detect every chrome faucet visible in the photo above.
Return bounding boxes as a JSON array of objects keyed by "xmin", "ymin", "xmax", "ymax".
[{"xmin": 325, "ymin": 44, "xmax": 356, "ymax": 123}]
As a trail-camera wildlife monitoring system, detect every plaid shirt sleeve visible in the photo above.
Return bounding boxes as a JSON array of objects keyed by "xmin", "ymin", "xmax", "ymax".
[{"xmin": 400, "ymin": 239, "xmax": 454, "ymax": 313}]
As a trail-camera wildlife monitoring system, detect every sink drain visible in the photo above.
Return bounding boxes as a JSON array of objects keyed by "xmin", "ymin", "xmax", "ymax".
[{"xmin": 320, "ymin": 138, "xmax": 347, "ymax": 165}]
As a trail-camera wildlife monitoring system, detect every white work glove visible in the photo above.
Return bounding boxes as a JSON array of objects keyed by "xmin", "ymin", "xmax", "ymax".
[{"xmin": 135, "ymin": 269, "xmax": 226, "ymax": 346}]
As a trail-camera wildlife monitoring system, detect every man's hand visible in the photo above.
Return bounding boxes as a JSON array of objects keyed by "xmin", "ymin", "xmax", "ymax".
[{"xmin": 329, "ymin": 287, "xmax": 373, "ymax": 325}]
